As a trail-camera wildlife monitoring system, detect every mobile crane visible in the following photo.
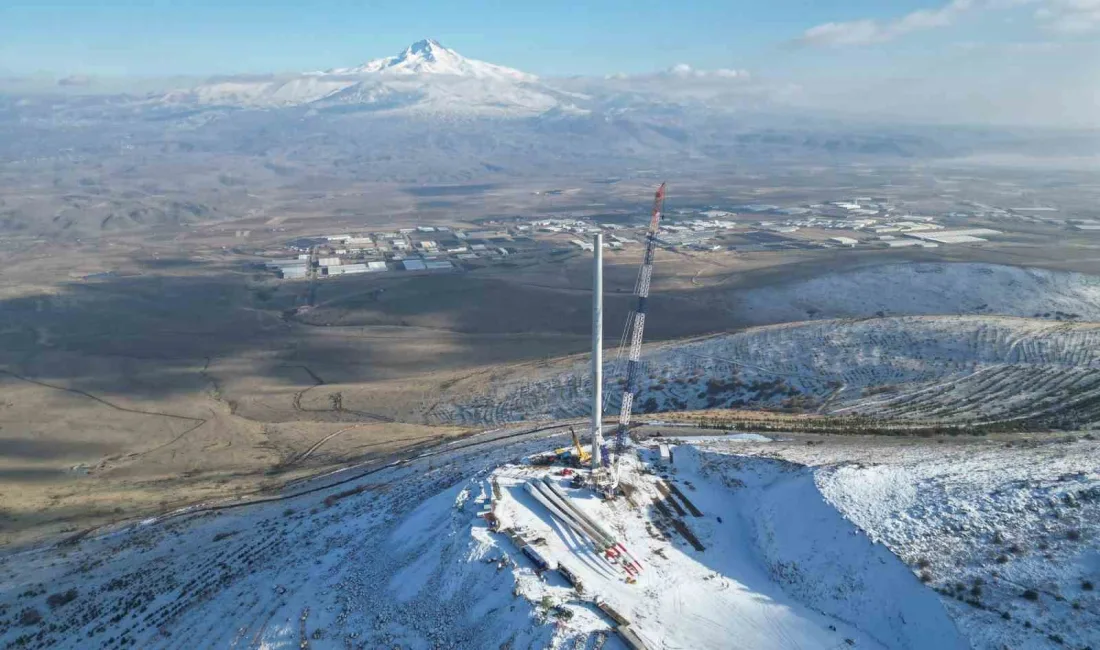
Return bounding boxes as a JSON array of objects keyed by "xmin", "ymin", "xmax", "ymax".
[
  {"xmin": 593, "ymin": 182, "xmax": 666, "ymax": 495},
  {"xmin": 553, "ymin": 426, "xmax": 592, "ymax": 467}
]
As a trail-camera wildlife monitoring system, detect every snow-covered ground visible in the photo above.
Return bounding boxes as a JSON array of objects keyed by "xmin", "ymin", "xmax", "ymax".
[
  {"xmin": 684, "ymin": 434, "xmax": 1100, "ymax": 650},
  {"xmin": 430, "ymin": 262, "xmax": 1100, "ymax": 428},
  {"xmin": 0, "ymin": 427, "xmax": 570, "ymax": 650},
  {"xmin": 737, "ymin": 263, "xmax": 1100, "ymax": 326},
  {"xmin": 494, "ymin": 451, "xmax": 964, "ymax": 650},
  {"xmin": 436, "ymin": 316, "xmax": 1100, "ymax": 428},
  {"xmin": 2, "ymin": 424, "xmax": 1094, "ymax": 649}
]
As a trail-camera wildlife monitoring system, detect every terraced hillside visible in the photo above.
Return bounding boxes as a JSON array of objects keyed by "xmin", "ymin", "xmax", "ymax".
[{"xmin": 429, "ymin": 316, "xmax": 1100, "ymax": 429}]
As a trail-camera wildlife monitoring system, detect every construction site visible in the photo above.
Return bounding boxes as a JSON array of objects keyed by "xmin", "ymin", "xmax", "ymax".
[
  {"xmin": 0, "ymin": 184, "xmax": 1096, "ymax": 650},
  {"xmin": 451, "ymin": 185, "xmax": 661, "ymax": 647},
  {"xmin": 468, "ymin": 184, "xmax": 941, "ymax": 649}
]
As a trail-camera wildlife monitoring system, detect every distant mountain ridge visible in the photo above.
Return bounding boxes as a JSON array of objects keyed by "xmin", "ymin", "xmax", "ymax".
[{"xmin": 1, "ymin": 38, "xmax": 1090, "ymax": 239}]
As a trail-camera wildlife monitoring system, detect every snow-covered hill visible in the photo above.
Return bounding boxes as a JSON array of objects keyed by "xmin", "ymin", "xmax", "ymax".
[
  {"xmin": 737, "ymin": 262, "xmax": 1100, "ymax": 326},
  {"xmin": 0, "ymin": 425, "xmax": 972, "ymax": 650},
  {"xmin": 492, "ymin": 447, "xmax": 966, "ymax": 649},
  {"xmin": 693, "ymin": 434, "xmax": 1100, "ymax": 650},
  {"xmin": 432, "ymin": 316, "xmax": 1100, "ymax": 427},
  {"xmin": 1, "ymin": 424, "xmax": 1092, "ymax": 649},
  {"xmin": 159, "ymin": 39, "xmax": 573, "ymax": 115},
  {"xmin": 420, "ymin": 263, "xmax": 1100, "ymax": 427}
]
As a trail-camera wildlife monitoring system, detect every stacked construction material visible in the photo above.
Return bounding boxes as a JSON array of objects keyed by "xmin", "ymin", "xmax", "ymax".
[{"xmin": 523, "ymin": 477, "xmax": 643, "ymax": 577}]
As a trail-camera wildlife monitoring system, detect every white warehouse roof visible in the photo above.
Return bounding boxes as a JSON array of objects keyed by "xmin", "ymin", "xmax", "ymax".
[{"xmin": 279, "ymin": 266, "xmax": 309, "ymax": 279}]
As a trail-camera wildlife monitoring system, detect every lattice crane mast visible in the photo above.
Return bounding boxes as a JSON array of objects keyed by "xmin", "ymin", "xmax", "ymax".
[{"xmin": 608, "ymin": 182, "xmax": 666, "ymax": 476}]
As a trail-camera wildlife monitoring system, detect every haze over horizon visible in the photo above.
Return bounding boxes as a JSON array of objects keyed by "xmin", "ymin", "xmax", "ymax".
[{"xmin": 2, "ymin": 0, "xmax": 1098, "ymax": 127}]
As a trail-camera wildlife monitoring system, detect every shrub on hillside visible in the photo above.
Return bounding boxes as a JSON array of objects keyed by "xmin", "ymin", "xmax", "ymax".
[
  {"xmin": 46, "ymin": 588, "xmax": 78, "ymax": 609},
  {"xmin": 17, "ymin": 608, "xmax": 41, "ymax": 626}
]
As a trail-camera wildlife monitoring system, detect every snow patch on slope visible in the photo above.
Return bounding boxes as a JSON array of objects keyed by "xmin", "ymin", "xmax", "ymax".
[{"xmin": 739, "ymin": 262, "xmax": 1100, "ymax": 326}]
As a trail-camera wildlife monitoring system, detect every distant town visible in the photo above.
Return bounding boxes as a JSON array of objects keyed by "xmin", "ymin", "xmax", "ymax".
[{"xmin": 255, "ymin": 196, "xmax": 1094, "ymax": 280}]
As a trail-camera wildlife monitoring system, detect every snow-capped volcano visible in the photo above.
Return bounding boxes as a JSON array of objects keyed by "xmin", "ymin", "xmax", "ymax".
[
  {"xmin": 160, "ymin": 38, "xmax": 558, "ymax": 114},
  {"xmin": 321, "ymin": 38, "xmax": 536, "ymax": 83}
]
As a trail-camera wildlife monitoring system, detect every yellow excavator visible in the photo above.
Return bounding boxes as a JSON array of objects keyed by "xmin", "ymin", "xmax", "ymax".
[{"xmin": 554, "ymin": 427, "xmax": 591, "ymax": 467}]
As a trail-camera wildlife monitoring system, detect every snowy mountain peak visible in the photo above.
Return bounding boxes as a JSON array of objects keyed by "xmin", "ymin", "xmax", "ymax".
[
  {"xmin": 163, "ymin": 39, "xmax": 554, "ymax": 114},
  {"xmin": 322, "ymin": 39, "xmax": 537, "ymax": 82},
  {"xmin": 406, "ymin": 38, "xmax": 444, "ymax": 57}
]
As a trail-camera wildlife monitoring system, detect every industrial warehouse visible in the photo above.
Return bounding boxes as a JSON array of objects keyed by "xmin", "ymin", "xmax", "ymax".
[{"xmin": 255, "ymin": 192, "xmax": 1016, "ymax": 284}]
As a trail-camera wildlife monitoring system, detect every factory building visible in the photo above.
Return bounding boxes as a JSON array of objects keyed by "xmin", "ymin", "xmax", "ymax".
[
  {"xmin": 325, "ymin": 263, "xmax": 369, "ymax": 276},
  {"xmin": 903, "ymin": 228, "xmax": 1001, "ymax": 244},
  {"xmin": 266, "ymin": 258, "xmax": 301, "ymax": 269},
  {"xmin": 279, "ymin": 265, "xmax": 309, "ymax": 279}
]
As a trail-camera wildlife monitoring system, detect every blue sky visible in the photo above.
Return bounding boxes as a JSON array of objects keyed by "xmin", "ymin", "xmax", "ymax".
[
  {"xmin": 0, "ymin": 0, "xmax": 1090, "ymax": 76},
  {"xmin": 0, "ymin": 0, "xmax": 821, "ymax": 75}
]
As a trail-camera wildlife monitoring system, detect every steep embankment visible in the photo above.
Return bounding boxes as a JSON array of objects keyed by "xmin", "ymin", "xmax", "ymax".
[{"xmin": 687, "ymin": 434, "xmax": 1100, "ymax": 650}]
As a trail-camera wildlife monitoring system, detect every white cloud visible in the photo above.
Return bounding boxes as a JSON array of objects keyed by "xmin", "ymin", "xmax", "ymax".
[
  {"xmin": 799, "ymin": 0, "xmax": 973, "ymax": 46},
  {"xmin": 57, "ymin": 75, "xmax": 92, "ymax": 87},
  {"xmin": 602, "ymin": 64, "xmax": 756, "ymax": 85},
  {"xmin": 1036, "ymin": 0, "xmax": 1100, "ymax": 33},
  {"xmin": 800, "ymin": 20, "xmax": 889, "ymax": 46},
  {"xmin": 570, "ymin": 66, "xmax": 786, "ymax": 114},
  {"xmin": 664, "ymin": 64, "xmax": 750, "ymax": 79},
  {"xmin": 799, "ymin": 0, "xmax": 1100, "ymax": 46},
  {"xmin": 785, "ymin": 35, "xmax": 1100, "ymax": 128},
  {"xmin": 604, "ymin": 65, "xmax": 751, "ymax": 82}
]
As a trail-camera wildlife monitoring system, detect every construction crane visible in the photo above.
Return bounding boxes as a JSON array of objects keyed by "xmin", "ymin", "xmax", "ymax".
[
  {"xmin": 554, "ymin": 427, "xmax": 591, "ymax": 466},
  {"xmin": 571, "ymin": 427, "xmax": 591, "ymax": 464},
  {"xmin": 605, "ymin": 182, "xmax": 666, "ymax": 489}
]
